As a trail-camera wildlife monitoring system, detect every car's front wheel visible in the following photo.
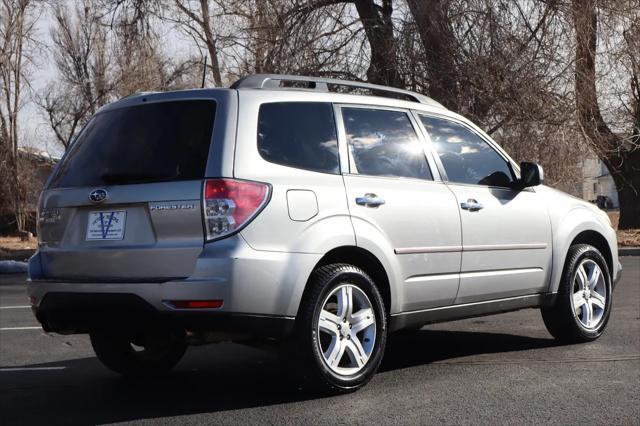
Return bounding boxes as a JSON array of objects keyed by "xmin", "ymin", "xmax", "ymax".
[
  {"xmin": 541, "ymin": 244, "xmax": 612, "ymax": 343},
  {"xmin": 90, "ymin": 327, "xmax": 186, "ymax": 377},
  {"xmin": 293, "ymin": 263, "xmax": 387, "ymax": 393}
]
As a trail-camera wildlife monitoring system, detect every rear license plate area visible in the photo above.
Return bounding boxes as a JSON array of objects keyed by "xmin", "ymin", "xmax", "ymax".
[{"xmin": 86, "ymin": 211, "xmax": 126, "ymax": 240}]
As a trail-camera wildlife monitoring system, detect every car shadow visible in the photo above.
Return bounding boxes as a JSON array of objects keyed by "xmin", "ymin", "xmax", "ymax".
[
  {"xmin": 381, "ymin": 328, "xmax": 558, "ymax": 371},
  {"xmin": 0, "ymin": 329, "xmax": 561, "ymax": 424}
]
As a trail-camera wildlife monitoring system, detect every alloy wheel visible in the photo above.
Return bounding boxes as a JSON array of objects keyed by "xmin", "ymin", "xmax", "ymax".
[
  {"xmin": 571, "ymin": 259, "xmax": 607, "ymax": 329},
  {"xmin": 316, "ymin": 284, "xmax": 377, "ymax": 376}
]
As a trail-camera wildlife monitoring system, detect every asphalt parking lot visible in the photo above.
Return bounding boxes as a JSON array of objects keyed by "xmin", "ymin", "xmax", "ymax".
[{"xmin": 1, "ymin": 257, "xmax": 638, "ymax": 425}]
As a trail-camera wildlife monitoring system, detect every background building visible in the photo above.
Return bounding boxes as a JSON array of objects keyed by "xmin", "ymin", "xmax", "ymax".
[{"xmin": 581, "ymin": 157, "xmax": 619, "ymax": 209}]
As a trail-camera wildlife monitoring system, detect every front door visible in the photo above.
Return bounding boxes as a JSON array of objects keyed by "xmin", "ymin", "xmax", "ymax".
[{"xmin": 416, "ymin": 114, "xmax": 552, "ymax": 304}]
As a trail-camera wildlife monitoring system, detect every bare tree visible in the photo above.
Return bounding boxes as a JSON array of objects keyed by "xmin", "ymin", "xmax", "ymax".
[
  {"xmin": 36, "ymin": 1, "xmax": 111, "ymax": 149},
  {"xmin": 16, "ymin": 0, "xmax": 638, "ymax": 230},
  {"xmin": 405, "ymin": 0, "xmax": 458, "ymax": 110},
  {"xmin": 378, "ymin": 1, "xmax": 582, "ymax": 188},
  {"xmin": 286, "ymin": 0, "xmax": 403, "ymax": 86},
  {"xmin": 573, "ymin": 0, "xmax": 640, "ymax": 229},
  {"xmin": 110, "ymin": 4, "xmax": 201, "ymax": 97},
  {"xmin": 37, "ymin": 0, "xmax": 201, "ymax": 149},
  {"xmin": 171, "ymin": 0, "xmax": 225, "ymax": 86},
  {"xmin": 0, "ymin": 0, "xmax": 39, "ymax": 232}
]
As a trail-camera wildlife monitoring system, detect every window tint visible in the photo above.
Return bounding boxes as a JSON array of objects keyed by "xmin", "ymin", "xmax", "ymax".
[
  {"xmin": 342, "ymin": 108, "xmax": 432, "ymax": 180},
  {"xmin": 257, "ymin": 102, "xmax": 339, "ymax": 174},
  {"xmin": 420, "ymin": 115, "xmax": 514, "ymax": 187},
  {"xmin": 50, "ymin": 100, "xmax": 216, "ymax": 188}
]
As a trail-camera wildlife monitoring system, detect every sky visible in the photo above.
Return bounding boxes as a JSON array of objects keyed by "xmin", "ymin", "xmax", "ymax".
[{"xmin": 20, "ymin": 2, "xmax": 196, "ymax": 159}]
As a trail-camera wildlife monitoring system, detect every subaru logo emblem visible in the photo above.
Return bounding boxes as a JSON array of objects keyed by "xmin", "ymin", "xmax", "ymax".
[{"xmin": 89, "ymin": 189, "xmax": 108, "ymax": 203}]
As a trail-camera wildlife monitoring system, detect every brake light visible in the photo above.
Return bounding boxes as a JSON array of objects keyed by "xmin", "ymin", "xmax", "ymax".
[{"xmin": 203, "ymin": 179, "xmax": 270, "ymax": 241}]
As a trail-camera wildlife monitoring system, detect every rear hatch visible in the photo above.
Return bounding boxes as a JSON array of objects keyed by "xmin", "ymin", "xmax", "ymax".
[{"xmin": 37, "ymin": 98, "xmax": 217, "ymax": 281}]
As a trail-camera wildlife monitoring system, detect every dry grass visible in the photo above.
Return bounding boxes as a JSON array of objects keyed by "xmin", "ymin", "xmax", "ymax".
[
  {"xmin": 0, "ymin": 235, "xmax": 37, "ymax": 261},
  {"xmin": 607, "ymin": 212, "xmax": 640, "ymax": 247},
  {"xmin": 617, "ymin": 230, "xmax": 640, "ymax": 247}
]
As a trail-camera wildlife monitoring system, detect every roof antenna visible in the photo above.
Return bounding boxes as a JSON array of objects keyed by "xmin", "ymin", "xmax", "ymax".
[{"xmin": 201, "ymin": 56, "xmax": 208, "ymax": 88}]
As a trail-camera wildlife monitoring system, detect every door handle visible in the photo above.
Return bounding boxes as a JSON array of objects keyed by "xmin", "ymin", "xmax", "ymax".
[
  {"xmin": 461, "ymin": 199, "xmax": 483, "ymax": 211},
  {"xmin": 356, "ymin": 193, "xmax": 385, "ymax": 207}
]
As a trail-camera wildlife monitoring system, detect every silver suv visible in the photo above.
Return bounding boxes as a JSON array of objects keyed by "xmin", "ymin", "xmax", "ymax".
[{"xmin": 28, "ymin": 75, "xmax": 622, "ymax": 392}]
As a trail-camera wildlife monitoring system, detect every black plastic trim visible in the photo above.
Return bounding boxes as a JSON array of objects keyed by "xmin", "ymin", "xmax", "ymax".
[
  {"xmin": 389, "ymin": 294, "xmax": 547, "ymax": 332},
  {"xmin": 34, "ymin": 292, "xmax": 294, "ymax": 339},
  {"xmin": 613, "ymin": 262, "xmax": 622, "ymax": 289}
]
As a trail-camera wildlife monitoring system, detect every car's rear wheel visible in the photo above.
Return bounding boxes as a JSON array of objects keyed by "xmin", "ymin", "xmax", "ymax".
[
  {"xmin": 292, "ymin": 263, "xmax": 387, "ymax": 393},
  {"xmin": 90, "ymin": 327, "xmax": 186, "ymax": 377},
  {"xmin": 541, "ymin": 244, "xmax": 612, "ymax": 343}
]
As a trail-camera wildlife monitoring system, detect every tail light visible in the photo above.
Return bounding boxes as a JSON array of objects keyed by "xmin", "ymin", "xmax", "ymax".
[{"xmin": 203, "ymin": 179, "xmax": 270, "ymax": 241}]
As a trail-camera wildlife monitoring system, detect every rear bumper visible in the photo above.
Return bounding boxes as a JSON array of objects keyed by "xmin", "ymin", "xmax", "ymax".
[
  {"xmin": 32, "ymin": 292, "xmax": 294, "ymax": 338},
  {"xmin": 28, "ymin": 235, "xmax": 322, "ymax": 337}
]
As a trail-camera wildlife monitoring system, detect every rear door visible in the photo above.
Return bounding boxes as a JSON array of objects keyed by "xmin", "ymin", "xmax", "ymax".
[
  {"xmin": 338, "ymin": 106, "xmax": 462, "ymax": 311},
  {"xmin": 37, "ymin": 95, "xmax": 226, "ymax": 281},
  {"xmin": 416, "ymin": 114, "xmax": 552, "ymax": 303}
]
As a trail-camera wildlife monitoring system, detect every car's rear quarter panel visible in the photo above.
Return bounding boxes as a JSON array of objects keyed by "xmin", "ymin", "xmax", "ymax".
[{"xmin": 233, "ymin": 90, "xmax": 356, "ymax": 254}]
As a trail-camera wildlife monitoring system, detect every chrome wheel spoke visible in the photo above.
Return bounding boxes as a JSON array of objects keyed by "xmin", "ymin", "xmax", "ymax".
[
  {"xmin": 319, "ymin": 309, "xmax": 341, "ymax": 336},
  {"xmin": 325, "ymin": 338, "xmax": 345, "ymax": 368},
  {"xmin": 350, "ymin": 308, "xmax": 375, "ymax": 333},
  {"xmin": 345, "ymin": 339, "xmax": 367, "ymax": 368},
  {"xmin": 589, "ymin": 266, "xmax": 602, "ymax": 289},
  {"xmin": 337, "ymin": 286, "xmax": 353, "ymax": 320},
  {"xmin": 582, "ymin": 300, "xmax": 594, "ymax": 327},
  {"xmin": 590, "ymin": 291, "xmax": 605, "ymax": 310},
  {"xmin": 573, "ymin": 291, "xmax": 586, "ymax": 311},
  {"xmin": 576, "ymin": 264, "xmax": 588, "ymax": 289}
]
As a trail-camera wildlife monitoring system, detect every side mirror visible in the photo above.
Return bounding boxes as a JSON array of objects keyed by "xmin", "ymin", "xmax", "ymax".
[{"xmin": 516, "ymin": 162, "xmax": 544, "ymax": 189}]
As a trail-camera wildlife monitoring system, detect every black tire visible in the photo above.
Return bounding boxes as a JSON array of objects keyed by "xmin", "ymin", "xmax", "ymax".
[
  {"xmin": 292, "ymin": 263, "xmax": 387, "ymax": 394},
  {"xmin": 541, "ymin": 244, "xmax": 612, "ymax": 343},
  {"xmin": 90, "ymin": 328, "xmax": 186, "ymax": 377}
]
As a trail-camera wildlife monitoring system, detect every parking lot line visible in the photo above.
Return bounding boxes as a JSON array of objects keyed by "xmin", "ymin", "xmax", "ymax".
[
  {"xmin": 0, "ymin": 367, "xmax": 66, "ymax": 372},
  {"xmin": 0, "ymin": 326, "xmax": 42, "ymax": 331},
  {"xmin": 0, "ymin": 305, "xmax": 31, "ymax": 309}
]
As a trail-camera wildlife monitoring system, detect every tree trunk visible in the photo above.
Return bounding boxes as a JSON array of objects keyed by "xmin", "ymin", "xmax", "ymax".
[
  {"xmin": 353, "ymin": 0, "xmax": 403, "ymax": 87},
  {"xmin": 10, "ymin": 1, "xmax": 25, "ymax": 232},
  {"xmin": 573, "ymin": 0, "xmax": 640, "ymax": 229},
  {"xmin": 608, "ymin": 150, "xmax": 640, "ymax": 230},
  {"xmin": 199, "ymin": 0, "xmax": 223, "ymax": 87},
  {"xmin": 406, "ymin": 0, "xmax": 459, "ymax": 110}
]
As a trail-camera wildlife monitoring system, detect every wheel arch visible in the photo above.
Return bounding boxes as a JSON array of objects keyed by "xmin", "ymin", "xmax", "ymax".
[
  {"xmin": 548, "ymin": 206, "xmax": 617, "ymax": 294},
  {"xmin": 297, "ymin": 246, "xmax": 393, "ymax": 318},
  {"xmin": 570, "ymin": 230, "xmax": 613, "ymax": 279}
]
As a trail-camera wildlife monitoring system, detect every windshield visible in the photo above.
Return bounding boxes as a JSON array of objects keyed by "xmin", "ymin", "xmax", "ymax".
[{"xmin": 49, "ymin": 100, "xmax": 216, "ymax": 188}]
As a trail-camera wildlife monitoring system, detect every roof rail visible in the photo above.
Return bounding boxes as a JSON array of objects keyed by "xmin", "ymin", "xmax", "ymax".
[{"xmin": 230, "ymin": 74, "xmax": 444, "ymax": 108}]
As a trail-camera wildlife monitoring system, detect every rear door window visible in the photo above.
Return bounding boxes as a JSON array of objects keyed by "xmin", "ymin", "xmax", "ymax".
[
  {"xmin": 50, "ymin": 100, "xmax": 216, "ymax": 188},
  {"xmin": 257, "ymin": 102, "xmax": 339, "ymax": 174},
  {"xmin": 341, "ymin": 107, "xmax": 432, "ymax": 180}
]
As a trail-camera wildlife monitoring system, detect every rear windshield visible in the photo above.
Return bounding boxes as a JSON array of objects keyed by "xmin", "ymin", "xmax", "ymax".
[{"xmin": 49, "ymin": 100, "xmax": 216, "ymax": 188}]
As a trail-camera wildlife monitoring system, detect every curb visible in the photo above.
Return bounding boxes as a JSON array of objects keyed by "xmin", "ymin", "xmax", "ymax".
[{"xmin": 619, "ymin": 247, "xmax": 640, "ymax": 256}]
